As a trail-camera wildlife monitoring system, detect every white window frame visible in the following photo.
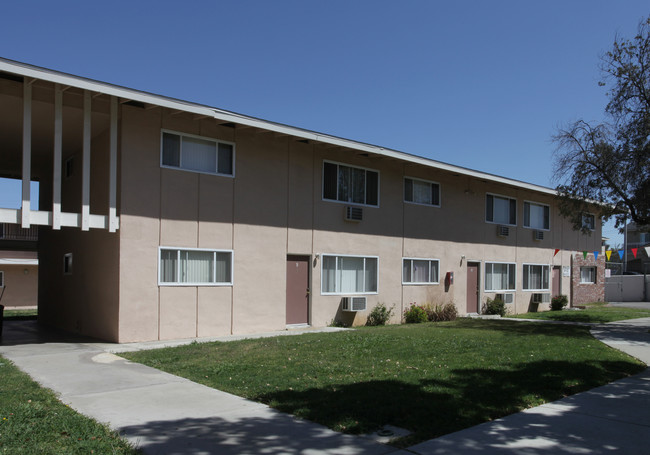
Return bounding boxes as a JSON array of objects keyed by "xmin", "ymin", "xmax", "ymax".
[
  {"xmin": 404, "ymin": 177, "xmax": 441, "ymax": 207},
  {"xmin": 523, "ymin": 201, "xmax": 550, "ymax": 231},
  {"xmin": 158, "ymin": 246, "xmax": 234, "ymax": 286},
  {"xmin": 322, "ymin": 160, "xmax": 380, "ymax": 207},
  {"xmin": 485, "ymin": 193, "xmax": 517, "ymax": 226},
  {"xmin": 63, "ymin": 253, "xmax": 73, "ymax": 275},
  {"xmin": 484, "ymin": 261, "xmax": 517, "ymax": 292},
  {"xmin": 522, "ymin": 263, "xmax": 550, "ymax": 291},
  {"xmin": 580, "ymin": 266, "xmax": 597, "ymax": 284},
  {"xmin": 320, "ymin": 253, "xmax": 379, "ymax": 295},
  {"xmin": 160, "ymin": 129, "xmax": 236, "ymax": 177},
  {"xmin": 582, "ymin": 213, "xmax": 595, "ymax": 231},
  {"xmin": 402, "ymin": 257, "xmax": 440, "ymax": 285}
]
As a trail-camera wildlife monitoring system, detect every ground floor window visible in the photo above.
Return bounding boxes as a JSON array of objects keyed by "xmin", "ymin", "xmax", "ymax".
[
  {"xmin": 159, "ymin": 247, "xmax": 233, "ymax": 285},
  {"xmin": 402, "ymin": 258, "xmax": 439, "ymax": 284},
  {"xmin": 321, "ymin": 254, "xmax": 378, "ymax": 294},
  {"xmin": 523, "ymin": 264, "xmax": 550, "ymax": 291},
  {"xmin": 580, "ymin": 266, "xmax": 596, "ymax": 284},
  {"xmin": 485, "ymin": 262, "xmax": 516, "ymax": 291}
]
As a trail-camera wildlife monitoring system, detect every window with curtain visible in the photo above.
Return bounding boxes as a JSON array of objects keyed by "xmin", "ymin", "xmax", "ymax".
[
  {"xmin": 321, "ymin": 254, "xmax": 378, "ymax": 294},
  {"xmin": 580, "ymin": 267, "xmax": 596, "ymax": 284},
  {"xmin": 402, "ymin": 258, "xmax": 440, "ymax": 284},
  {"xmin": 485, "ymin": 262, "xmax": 516, "ymax": 291},
  {"xmin": 322, "ymin": 161, "xmax": 379, "ymax": 206},
  {"xmin": 523, "ymin": 264, "xmax": 550, "ymax": 290},
  {"xmin": 486, "ymin": 194, "xmax": 517, "ymax": 225},
  {"xmin": 159, "ymin": 248, "xmax": 232, "ymax": 285},
  {"xmin": 581, "ymin": 214, "xmax": 595, "ymax": 230},
  {"xmin": 404, "ymin": 177, "xmax": 440, "ymax": 206},
  {"xmin": 161, "ymin": 131, "xmax": 234, "ymax": 176},
  {"xmin": 524, "ymin": 202, "xmax": 550, "ymax": 230}
]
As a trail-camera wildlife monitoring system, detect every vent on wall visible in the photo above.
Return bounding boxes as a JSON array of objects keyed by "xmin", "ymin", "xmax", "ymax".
[
  {"xmin": 341, "ymin": 296, "xmax": 367, "ymax": 312},
  {"xmin": 497, "ymin": 225, "xmax": 510, "ymax": 237},
  {"xmin": 532, "ymin": 293, "xmax": 551, "ymax": 304},
  {"xmin": 344, "ymin": 206, "xmax": 363, "ymax": 222},
  {"xmin": 533, "ymin": 230, "xmax": 544, "ymax": 241},
  {"xmin": 496, "ymin": 293, "xmax": 514, "ymax": 304}
]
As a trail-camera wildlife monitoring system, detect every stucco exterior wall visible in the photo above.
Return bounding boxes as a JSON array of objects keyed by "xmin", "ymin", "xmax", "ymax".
[
  {"xmin": 0, "ymin": 264, "xmax": 38, "ymax": 308},
  {"xmin": 110, "ymin": 104, "xmax": 604, "ymax": 342}
]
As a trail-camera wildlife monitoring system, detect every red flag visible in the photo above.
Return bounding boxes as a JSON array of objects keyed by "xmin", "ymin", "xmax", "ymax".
[
  {"xmin": 631, "ymin": 248, "xmax": 638, "ymax": 258},
  {"xmin": 553, "ymin": 249, "xmax": 560, "ymax": 257}
]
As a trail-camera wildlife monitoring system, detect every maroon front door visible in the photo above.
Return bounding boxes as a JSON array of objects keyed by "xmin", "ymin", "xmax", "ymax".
[
  {"xmin": 552, "ymin": 266, "xmax": 561, "ymax": 297},
  {"xmin": 286, "ymin": 255, "xmax": 309, "ymax": 325},
  {"xmin": 466, "ymin": 262, "xmax": 479, "ymax": 313}
]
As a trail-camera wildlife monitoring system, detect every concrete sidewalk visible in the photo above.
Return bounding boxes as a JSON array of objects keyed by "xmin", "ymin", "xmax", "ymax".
[{"xmin": 1, "ymin": 318, "xmax": 649, "ymax": 454}]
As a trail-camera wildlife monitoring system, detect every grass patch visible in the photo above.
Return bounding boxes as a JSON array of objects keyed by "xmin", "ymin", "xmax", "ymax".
[
  {"xmin": 0, "ymin": 355, "xmax": 139, "ymax": 454},
  {"xmin": 509, "ymin": 304, "xmax": 650, "ymax": 323},
  {"xmin": 122, "ymin": 319, "xmax": 644, "ymax": 447},
  {"xmin": 2, "ymin": 309, "xmax": 38, "ymax": 321}
]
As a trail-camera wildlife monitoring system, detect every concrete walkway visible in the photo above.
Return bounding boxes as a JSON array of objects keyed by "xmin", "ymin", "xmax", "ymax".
[{"xmin": 1, "ymin": 317, "xmax": 649, "ymax": 454}]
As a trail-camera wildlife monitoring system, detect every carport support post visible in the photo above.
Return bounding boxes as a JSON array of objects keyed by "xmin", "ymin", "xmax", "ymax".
[
  {"xmin": 81, "ymin": 90, "xmax": 91, "ymax": 231},
  {"xmin": 52, "ymin": 84, "xmax": 63, "ymax": 230},
  {"xmin": 108, "ymin": 96, "xmax": 118, "ymax": 233},
  {"xmin": 21, "ymin": 79, "xmax": 33, "ymax": 228}
]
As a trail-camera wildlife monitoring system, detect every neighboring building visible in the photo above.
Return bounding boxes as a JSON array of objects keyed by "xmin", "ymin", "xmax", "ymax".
[
  {"xmin": 0, "ymin": 58, "xmax": 604, "ymax": 343},
  {"xmin": 623, "ymin": 222, "xmax": 650, "ymax": 274}
]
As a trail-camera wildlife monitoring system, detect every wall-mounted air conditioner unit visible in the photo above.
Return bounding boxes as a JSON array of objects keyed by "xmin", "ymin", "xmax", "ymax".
[
  {"xmin": 341, "ymin": 296, "xmax": 367, "ymax": 312},
  {"xmin": 533, "ymin": 230, "xmax": 544, "ymax": 241},
  {"xmin": 532, "ymin": 293, "xmax": 551, "ymax": 304},
  {"xmin": 344, "ymin": 206, "xmax": 363, "ymax": 222},
  {"xmin": 496, "ymin": 293, "xmax": 514, "ymax": 304},
  {"xmin": 497, "ymin": 225, "xmax": 510, "ymax": 237}
]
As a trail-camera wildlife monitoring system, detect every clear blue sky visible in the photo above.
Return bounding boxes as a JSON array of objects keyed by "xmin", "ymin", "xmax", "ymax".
[{"xmin": 1, "ymin": 0, "xmax": 647, "ymax": 247}]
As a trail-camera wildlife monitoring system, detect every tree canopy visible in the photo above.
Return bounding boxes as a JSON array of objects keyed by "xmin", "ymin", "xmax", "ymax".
[{"xmin": 553, "ymin": 17, "xmax": 650, "ymax": 233}]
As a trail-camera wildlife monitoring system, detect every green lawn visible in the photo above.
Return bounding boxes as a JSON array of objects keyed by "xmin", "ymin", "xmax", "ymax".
[
  {"xmin": 2, "ymin": 309, "xmax": 38, "ymax": 320},
  {"xmin": 122, "ymin": 319, "xmax": 645, "ymax": 447},
  {"xmin": 509, "ymin": 304, "xmax": 650, "ymax": 323},
  {"xmin": 0, "ymin": 355, "xmax": 139, "ymax": 454}
]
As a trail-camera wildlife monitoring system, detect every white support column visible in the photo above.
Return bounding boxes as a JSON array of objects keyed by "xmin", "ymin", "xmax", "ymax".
[
  {"xmin": 81, "ymin": 90, "xmax": 91, "ymax": 231},
  {"xmin": 109, "ymin": 96, "xmax": 118, "ymax": 232},
  {"xmin": 21, "ymin": 79, "xmax": 33, "ymax": 228},
  {"xmin": 52, "ymin": 84, "xmax": 63, "ymax": 230}
]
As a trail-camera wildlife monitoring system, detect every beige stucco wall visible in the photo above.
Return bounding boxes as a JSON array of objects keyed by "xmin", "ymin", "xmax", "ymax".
[
  {"xmin": 113, "ymin": 105, "xmax": 603, "ymax": 342},
  {"xmin": 0, "ymin": 264, "xmax": 38, "ymax": 308}
]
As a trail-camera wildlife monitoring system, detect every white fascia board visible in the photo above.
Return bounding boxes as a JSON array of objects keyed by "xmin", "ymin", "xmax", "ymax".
[
  {"xmin": 0, "ymin": 259, "xmax": 38, "ymax": 265},
  {"xmin": 0, "ymin": 57, "xmax": 556, "ymax": 196}
]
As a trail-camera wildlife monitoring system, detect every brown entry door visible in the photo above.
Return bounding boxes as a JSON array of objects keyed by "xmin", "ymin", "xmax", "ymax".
[
  {"xmin": 286, "ymin": 255, "xmax": 310, "ymax": 325},
  {"xmin": 466, "ymin": 262, "xmax": 479, "ymax": 313},
  {"xmin": 552, "ymin": 266, "xmax": 561, "ymax": 297}
]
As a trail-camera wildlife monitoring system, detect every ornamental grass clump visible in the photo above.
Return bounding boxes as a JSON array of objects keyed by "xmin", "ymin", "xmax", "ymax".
[{"xmin": 424, "ymin": 302, "xmax": 458, "ymax": 322}]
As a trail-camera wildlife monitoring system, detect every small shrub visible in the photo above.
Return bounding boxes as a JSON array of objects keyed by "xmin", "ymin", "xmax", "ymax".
[
  {"xmin": 366, "ymin": 303, "xmax": 395, "ymax": 326},
  {"xmin": 425, "ymin": 302, "xmax": 458, "ymax": 322},
  {"xmin": 484, "ymin": 298, "xmax": 506, "ymax": 317},
  {"xmin": 328, "ymin": 319, "xmax": 348, "ymax": 328},
  {"xmin": 404, "ymin": 304, "xmax": 428, "ymax": 323},
  {"xmin": 551, "ymin": 295, "xmax": 568, "ymax": 311}
]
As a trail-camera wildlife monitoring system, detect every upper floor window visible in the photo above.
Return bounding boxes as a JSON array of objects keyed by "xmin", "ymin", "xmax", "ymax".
[
  {"xmin": 582, "ymin": 214, "xmax": 595, "ymax": 231},
  {"xmin": 522, "ymin": 264, "xmax": 550, "ymax": 291},
  {"xmin": 486, "ymin": 194, "xmax": 516, "ymax": 226},
  {"xmin": 402, "ymin": 258, "xmax": 440, "ymax": 284},
  {"xmin": 524, "ymin": 202, "xmax": 550, "ymax": 230},
  {"xmin": 159, "ymin": 247, "xmax": 233, "ymax": 286},
  {"xmin": 404, "ymin": 177, "xmax": 440, "ymax": 207},
  {"xmin": 485, "ymin": 262, "xmax": 516, "ymax": 292},
  {"xmin": 161, "ymin": 130, "xmax": 234, "ymax": 176},
  {"xmin": 323, "ymin": 161, "xmax": 379, "ymax": 207}
]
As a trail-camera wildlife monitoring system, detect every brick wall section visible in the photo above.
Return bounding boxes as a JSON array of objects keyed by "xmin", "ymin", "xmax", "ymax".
[{"xmin": 571, "ymin": 253, "xmax": 605, "ymax": 305}]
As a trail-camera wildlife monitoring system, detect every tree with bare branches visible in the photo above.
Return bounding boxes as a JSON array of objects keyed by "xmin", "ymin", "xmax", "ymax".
[{"xmin": 554, "ymin": 17, "xmax": 650, "ymax": 233}]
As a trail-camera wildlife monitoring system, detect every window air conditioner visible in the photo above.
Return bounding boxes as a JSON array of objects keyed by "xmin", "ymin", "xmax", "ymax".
[
  {"xmin": 532, "ymin": 293, "xmax": 551, "ymax": 304},
  {"xmin": 344, "ymin": 206, "xmax": 363, "ymax": 222},
  {"xmin": 533, "ymin": 230, "xmax": 544, "ymax": 241},
  {"xmin": 497, "ymin": 225, "xmax": 510, "ymax": 237},
  {"xmin": 496, "ymin": 293, "xmax": 514, "ymax": 304},
  {"xmin": 341, "ymin": 296, "xmax": 367, "ymax": 312}
]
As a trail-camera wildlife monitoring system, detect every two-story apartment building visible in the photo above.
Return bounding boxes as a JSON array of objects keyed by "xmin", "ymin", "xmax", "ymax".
[{"xmin": 0, "ymin": 57, "xmax": 604, "ymax": 343}]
